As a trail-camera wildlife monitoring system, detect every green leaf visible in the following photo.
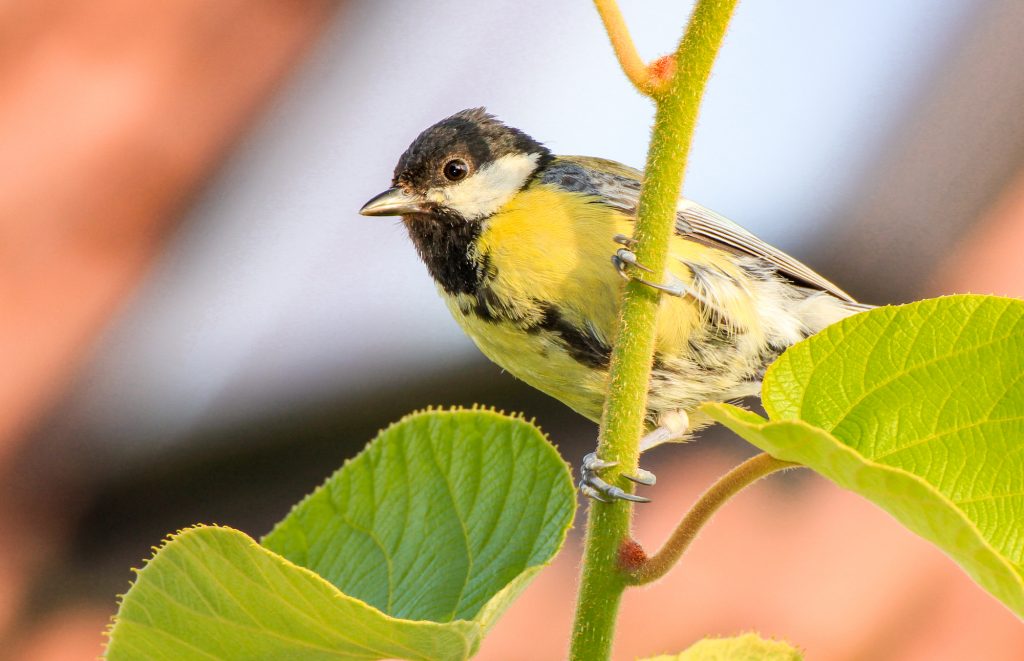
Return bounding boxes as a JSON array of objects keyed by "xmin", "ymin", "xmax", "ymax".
[
  {"xmin": 105, "ymin": 526, "xmax": 479, "ymax": 660},
  {"xmin": 641, "ymin": 633, "xmax": 802, "ymax": 660},
  {"xmin": 704, "ymin": 295, "xmax": 1024, "ymax": 617},
  {"xmin": 106, "ymin": 408, "xmax": 576, "ymax": 660},
  {"xmin": 262, "ymin": 408, "xmax": 575, "ymax": 625}
]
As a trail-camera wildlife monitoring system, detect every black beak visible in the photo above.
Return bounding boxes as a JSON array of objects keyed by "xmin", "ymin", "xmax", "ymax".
[{"xmin": 358, "ymin": 187, "xmax": 428, "ymax": 216}]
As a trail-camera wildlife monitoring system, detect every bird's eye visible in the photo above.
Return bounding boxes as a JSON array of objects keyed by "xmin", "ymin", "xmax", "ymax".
[{"xmin": 443, "ymin": 159, "xmax": 469, "ymax": 181}]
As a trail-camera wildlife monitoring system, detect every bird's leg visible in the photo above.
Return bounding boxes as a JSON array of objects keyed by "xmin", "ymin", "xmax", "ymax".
[
  {"xmin": 639, "ymin": 409, "xmax": 690, "ymax": 452},
  {"xmin": 579, "ymin": 410, "xmax": 690, "ymax": 503},
  {"xmin": 611, "ymin": 234, "xmax": 693, "ymax": 298}
]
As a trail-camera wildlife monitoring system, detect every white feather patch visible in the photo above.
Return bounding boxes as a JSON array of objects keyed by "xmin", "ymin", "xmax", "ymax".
[{"xmin": 432, "ymin": 153, "xmax": 541, "ymax": 220}]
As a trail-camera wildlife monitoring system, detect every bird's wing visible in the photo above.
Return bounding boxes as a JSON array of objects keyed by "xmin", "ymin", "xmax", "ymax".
[
  {"xmin": 552, "ymin": 156, "xmax": 856, "ymax": 302},
  {"xmin": 674, "ymin": 200, "xmax": 856, "ymax": 302}
]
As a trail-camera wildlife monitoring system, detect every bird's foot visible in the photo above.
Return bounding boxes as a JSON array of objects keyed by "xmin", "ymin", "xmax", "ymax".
[
  {"xmin": 611, "ymin": 235, "xmax": 691, "ymax": 298},
  {"xmin": 578, "ymin": 452, "xmax": 656, "ymax": 503}
]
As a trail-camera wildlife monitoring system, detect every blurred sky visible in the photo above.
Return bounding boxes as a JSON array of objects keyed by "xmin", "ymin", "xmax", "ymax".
[{"xmin": 64, "ymin": 0, "xmax": 977, "ymax": 454}]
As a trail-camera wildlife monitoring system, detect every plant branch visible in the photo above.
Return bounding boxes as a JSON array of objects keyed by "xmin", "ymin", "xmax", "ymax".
[
  {"xmin": 627, "ymin": 453, "xmax": 797, "ymax": 585},
  {"xmin": 593, "ymin": 0, "xmax": 656, "ymax": 95},
  {"xmin": 569, "ymin": 2, "xmax": 739, "ymax": 659}
]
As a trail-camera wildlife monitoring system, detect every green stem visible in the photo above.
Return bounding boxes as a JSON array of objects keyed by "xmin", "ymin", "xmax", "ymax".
[
  {"xmin": 627, "ymin": 453, "xmax": 797, "ymax": 585},
  {"xmin": 569, "ymin": 2, "xmax": 739, "ymax": 659}
]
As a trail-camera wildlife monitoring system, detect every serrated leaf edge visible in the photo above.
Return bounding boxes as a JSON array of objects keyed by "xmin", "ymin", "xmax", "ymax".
[{"xmin": 105, "ymin": 525, "xmax": 479, "ymax": 660}]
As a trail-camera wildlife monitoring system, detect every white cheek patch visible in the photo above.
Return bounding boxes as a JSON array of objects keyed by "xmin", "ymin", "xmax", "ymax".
[{"xmin": 432, "ymin": 153, "xmax": 541, "ymax": 220}]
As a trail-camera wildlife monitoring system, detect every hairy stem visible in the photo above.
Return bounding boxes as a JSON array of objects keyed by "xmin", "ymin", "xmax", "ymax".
[
  {"xmin": 569, "ymin": 2, "xmax": 739, "ymax": 659},
  {"xmin": 628, "ymin": 453, "xmax": 797, "ymax": 585},
  {"xmin": 593, "ymin": 0, "xmax": 654, "ymax": 95}
]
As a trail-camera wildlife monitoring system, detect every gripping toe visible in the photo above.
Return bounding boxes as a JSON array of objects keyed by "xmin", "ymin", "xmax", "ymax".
[{"xmin": 578, "ymin": 452, "xmax": 655, "ymax": 503}]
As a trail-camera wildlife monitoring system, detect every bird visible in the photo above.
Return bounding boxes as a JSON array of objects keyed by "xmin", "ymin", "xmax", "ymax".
[{"xmin": 360, "ymin": 108, "xmax": 869, "ymax": 503}]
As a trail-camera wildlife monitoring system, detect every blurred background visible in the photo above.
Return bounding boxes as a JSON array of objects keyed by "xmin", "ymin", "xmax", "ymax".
[{"xmin": 2, "ymin": 0, "xmax": 1023, "ymax": 658}]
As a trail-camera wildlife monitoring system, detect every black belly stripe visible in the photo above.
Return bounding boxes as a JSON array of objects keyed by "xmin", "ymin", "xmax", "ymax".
[
  {"xmin": 472, "ymin": 272, "xmax": 504, "ymax": 322},
  {"xmin": 530, "ymin": 305, "xmax": 611, "ymax": 369},
  {"xmin": 443, "ymin": 252, "xmax": 611, "ymax": 370}
]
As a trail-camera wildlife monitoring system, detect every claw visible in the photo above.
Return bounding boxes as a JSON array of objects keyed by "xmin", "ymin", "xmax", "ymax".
[
  {"xmin": 610, "ymin": 244, "xmax": 711, "ymax": 305},
  {"xmin": 633, "ymin": 273, "xmax": 688, "ymax": 297},
  {"xmin": 579, "ymin": 483, "xmax": 610, "ymax": 502},
  {"xmin": 586, "ymin": 475, "xmax": 651, "ymax": 503},
  {"xmin": 612, "ymin": 253, "xmax": 632, "ymax": 281},
  {"xmin": 579, "ymin": 452, "xmax": 655, "ymax": 503},
  {"xmin": 633, "ymin": 273, "xmax": 718, "ymax": 310},
  {"xmin": 613, "ymin": 247, "xmax": 657, "ymax": 283},
  {"xmin": 624, "ymin": 468, "xmax": 657, "ymax": 486},
  {"xmin": 582, "ymin": 452, "xmax": 617, "ymax": 472},
  {"xmin": 615, "ymin": 248, "xmax": 653, "ymax": 272},
  {"xmin": 613, "ymin": 233, "xmax": 638, "ymax": 248}
]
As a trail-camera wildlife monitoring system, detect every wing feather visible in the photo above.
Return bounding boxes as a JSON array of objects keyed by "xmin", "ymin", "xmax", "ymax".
[
  {"xmin": 676, "ymin": 200, "xmax": 855, "ymax": 302},
  {"xmin": 552, "ymin": 156, "xmax": 856, "ymax": 302}
]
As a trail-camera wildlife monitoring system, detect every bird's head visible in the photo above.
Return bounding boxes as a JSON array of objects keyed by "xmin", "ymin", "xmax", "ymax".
[{"xmin": 359, "ymin": 108, "xmax": 551, "ymax": 222}]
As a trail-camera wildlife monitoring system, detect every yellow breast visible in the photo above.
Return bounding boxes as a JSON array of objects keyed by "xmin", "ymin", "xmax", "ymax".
[
  {"xmin": 473, "ymin": 183, "xmax": 732, "ymax": 357},
  {"xmin": 475, "ymin": 184, "xmax": 626, "ymax": 338}
]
